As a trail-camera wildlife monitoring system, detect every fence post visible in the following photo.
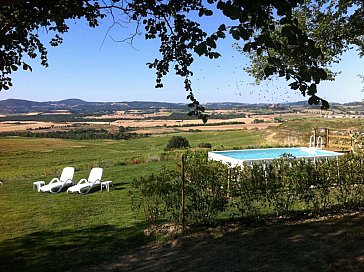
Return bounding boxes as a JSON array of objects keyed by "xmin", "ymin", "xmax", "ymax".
[
  {"xmin": 181, "ymin": 154, "xmax": 186, "ymax": 233},
  {"xmin": 227, "ymin": 168, "xmax": 231, "ymax": 198},
  {"xmin": 314, "ymin": 129, "xmax": 317, "ymax": 147}
]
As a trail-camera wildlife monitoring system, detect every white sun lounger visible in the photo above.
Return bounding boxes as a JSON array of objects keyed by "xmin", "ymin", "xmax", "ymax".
[
  {"xmin": 67, "ymin": 168, "xmax": 104, "ymax": 194},
  {"xmin": 38, "ymin": 167, "xmax": 75, "ymax": 193}
]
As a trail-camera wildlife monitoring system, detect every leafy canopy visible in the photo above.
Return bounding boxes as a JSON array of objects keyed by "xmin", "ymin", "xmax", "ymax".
[
  {"xmin": 165, "ymin": 136, "xmax": 190, "ymax": 150},
  {"xmin": 1, "ymin": 0, "xmax": 363, "ymax": 119}
]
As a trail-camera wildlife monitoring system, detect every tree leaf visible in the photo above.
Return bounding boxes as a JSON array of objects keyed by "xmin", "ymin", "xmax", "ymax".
[
  {"xmin": 194, "ymin": 42, "xmax": 207, "ymax": 56},
  {"xmin": 307, "ymin": 84, "xmax": 317, "ymax": 95}
]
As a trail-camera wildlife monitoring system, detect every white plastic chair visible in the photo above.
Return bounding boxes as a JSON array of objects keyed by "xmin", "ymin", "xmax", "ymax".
[
  {"xmin": 67, "ymin": 168, "xmax": 103, "ymax": 194},
  {"xmin": 38, "ymin": 167, "xmax": 75, "ymax": 193}
]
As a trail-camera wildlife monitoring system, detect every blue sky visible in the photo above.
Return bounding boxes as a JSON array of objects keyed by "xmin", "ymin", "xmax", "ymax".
[{"xmin": 1, "ymin": 16, "xmax": 364, "ymax": 104}]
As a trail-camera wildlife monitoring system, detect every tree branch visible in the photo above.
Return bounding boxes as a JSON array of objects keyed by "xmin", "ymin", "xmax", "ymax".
[{"xmin": 0, "ymin": 0, "xmax": 24, "ymax": 7}]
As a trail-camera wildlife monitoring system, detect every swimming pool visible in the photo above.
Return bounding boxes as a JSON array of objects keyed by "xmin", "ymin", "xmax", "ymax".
[{"xmin": 208, "ymin": 147, "xmax": 344, "ymax": 166}]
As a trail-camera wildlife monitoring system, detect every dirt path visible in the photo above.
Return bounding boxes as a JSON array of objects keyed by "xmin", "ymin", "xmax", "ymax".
[{"xmin": 87, "ymin": 212, "xmax": 364, "ymax": 272}]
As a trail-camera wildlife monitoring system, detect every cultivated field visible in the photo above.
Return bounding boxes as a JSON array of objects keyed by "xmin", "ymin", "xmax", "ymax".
[
  {"xmin": 0, "ymin": 121, "xmax": 70, "ymax": 132},
  {"xmin": 0, "ymin": 110, "xmax": 312, "ymax": 134}
]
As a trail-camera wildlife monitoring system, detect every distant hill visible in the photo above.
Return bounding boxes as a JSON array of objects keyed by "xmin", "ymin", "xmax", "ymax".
[
  {"xmin": 0, "ymin": 99, "xmax": 42, "ymax": 107},
  {"xmin": 0, "ymin": 99, "xmax": 188, "ymax": 114},
  {"xmin": 57, "ymin": 99, "xmax": 89, "ymax": 106},
  {"xmin": 0, "ymin": 98, "xmax": 361, "ymax": 114}
]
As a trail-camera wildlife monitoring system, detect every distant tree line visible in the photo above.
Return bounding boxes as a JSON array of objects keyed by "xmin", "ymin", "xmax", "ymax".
[
  {"xmin": 149, "ymin": 112, "xmax": 247, "ymax": 120},
  {"xmin": 0, "ymin": 114, "xmax": 121, "ymax": 123},
  {"xmin": 0, "ymin": 112, "xmax": 247, "ymax": 122},
  {"xmin": 178, "ymin": 121, "xmax": 246, "ymax": 127},
  {"xmin": 0, "ymin": 129, "xmax": 147, "ymax": 140}
]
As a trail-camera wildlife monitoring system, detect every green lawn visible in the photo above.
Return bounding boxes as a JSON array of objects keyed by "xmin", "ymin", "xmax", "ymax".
[
  {"xmin": 0, "ymin": 130, "xmax": 265, "ymax": 181},
  {"xmin": 0, "ymin": 130, "xmax": 264, "ymax": 271}
]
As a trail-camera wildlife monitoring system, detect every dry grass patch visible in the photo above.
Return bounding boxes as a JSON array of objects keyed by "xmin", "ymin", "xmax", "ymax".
[{"xmin": 0, "ymin": 121, "xmax": 67, "ymax": 132}]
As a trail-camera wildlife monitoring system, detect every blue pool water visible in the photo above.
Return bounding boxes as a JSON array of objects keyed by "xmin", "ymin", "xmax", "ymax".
[{"xmin": 208, "ymin": 147, "xmax": 344, "ymax": 164}]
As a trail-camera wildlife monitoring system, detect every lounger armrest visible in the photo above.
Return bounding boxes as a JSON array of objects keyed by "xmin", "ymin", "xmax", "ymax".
[
  {"xmin": 91, "ymin": 179, "xmax": 102, "ymax": 185},
  {"xmin": 79, "ymin": 179, "xmax": 102, "ymax": 195},
  {"xmin": 77, "ymin": 178, "xmax": 88, "ymax": 185},
  {"xmin": 64, "ymin": 178, "xmax": 73, "ymax": 185},
  {"xmin": 49, "ymin": 177, "xmax": 60, "ymax": 184}
]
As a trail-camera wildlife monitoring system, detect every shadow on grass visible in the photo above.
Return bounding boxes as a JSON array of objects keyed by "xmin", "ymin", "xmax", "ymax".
[
  {"xmin": 63, "ymin": 181, "xmax": 126, "ymax": 194},
  {"xmin": 112, "ymin": 182, "xmax": 128, "ymax": 191},
  {"xmin": 0, "ymin": 223, "xmax": 149, "ymax": 272},
  {"xmin": 110, "ymin": 212, "xmax": 364, "ymax": 272}
]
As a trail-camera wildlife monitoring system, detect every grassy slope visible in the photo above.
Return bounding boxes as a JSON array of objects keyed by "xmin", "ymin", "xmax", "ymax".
[
  {"xmin": 0, "ymin": 130, "xmax": 264, "ymax": 180},
  {"xmin": 0, "ymin": 130, "xmax": 264, "ymax": 272},
  {"xmin": 271, "ymin": 117, "xmax": 364, "ymax": 144}
]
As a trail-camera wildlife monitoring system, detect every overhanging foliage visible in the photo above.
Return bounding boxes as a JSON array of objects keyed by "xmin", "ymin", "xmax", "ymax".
[{"xmin": 1, "ymin": 1, "xmax": 363, "ymax": 119}]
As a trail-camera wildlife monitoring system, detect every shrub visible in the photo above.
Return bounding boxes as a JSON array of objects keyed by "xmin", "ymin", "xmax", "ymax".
[
  {"xmin": 130, "ymin": 151, "xmax": 364, "ymax": 227},
  {"xmin": 334, "ymin": 153, "xmax": 364, "ymax": 208},
  {"xmin": 198, "ymin": 142, "xmax": 212, "ymax": 148},
  {"xmin": 265, "ymin": 159, "xmax": 305, "ymax": 217},
  {"xmin": 130, "ymin": 151, "xmax": 229, "ymax": 226},
  {"xmin": 118, "ymin": 126, "xmax": 126, "ymax": 133},
  {"xmin": 165, "ymin": 136, "xmax": 190, "ymax": 150},
  {"xmin": 129, "ymin": 167, "xmax": 181, "ymax": 225},
  {"xmin": 252, "ymin": 119, "xmax": 265, "ymax": 124},
  {"xmin": 184, "ymin": 152, "xmax": 229, "ymax": 225},
  {"xmin": 230, "ymin": 163, "xmax": 268, "ymax": 219}
]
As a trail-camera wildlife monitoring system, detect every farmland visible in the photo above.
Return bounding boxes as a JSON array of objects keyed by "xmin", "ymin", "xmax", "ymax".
[{"xmin": 1, "ymin": 98, "xmax": 363, "ymax": 136}]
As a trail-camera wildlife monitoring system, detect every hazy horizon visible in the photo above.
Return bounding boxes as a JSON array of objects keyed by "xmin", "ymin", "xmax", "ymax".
[{"xmin": 0, "ymin": 97, "xmax": 362, "ymax": 105}]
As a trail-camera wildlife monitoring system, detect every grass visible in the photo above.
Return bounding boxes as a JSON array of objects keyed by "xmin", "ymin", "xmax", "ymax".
[
  {"xmin": 0, "ymin": 130, "xmax": 264, "ymax": 180},
  {"xmin": 0, "ymin": 162, "xmax": 163, "ymax": 272},
  {"xmin": 270, "ymin": 117, "xmax": 364, "ymax": 145},
  {"xmin": 0, "ymin": 130, "xmax": 264, "ymax": 271},
  {"xmin": 278, "ymin": 117, "xmax": 364, "ymax": 134}
]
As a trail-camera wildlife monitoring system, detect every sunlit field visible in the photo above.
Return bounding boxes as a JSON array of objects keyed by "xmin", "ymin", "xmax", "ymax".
[{"xmin": 0, "ymin": 130, "xmax": 264, "ymax": 271}]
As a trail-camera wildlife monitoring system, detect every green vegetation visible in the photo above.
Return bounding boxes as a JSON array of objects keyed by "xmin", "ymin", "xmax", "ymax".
[
  {"xmin": 280, "ymin": 117, "xmax": 364, "ymax": 132},
  {"xmin": 252, "ymin": 118, "xmax": 266, "ymax": 124},
  {"xmin": 179, "ymin": 121, "xmax": 246, "ymax": 127},
  {"xmin": 165, "ymin": 136, "xmax": 190, "ymax": 150},
  {"xmin": 0, "ymin": 128, "xmax": 146, "ymax": 140},
  {"xmin": 150, "ymin": 112, "xmax": 246, "ymax": 120},
  {"xmin": 0, "ymin": 130, "xmax": 264, "ymax": 181},
  {"xmin": 197, "ymin": 142, "xmax": 212, "ymax": 148},
  {"xmin": 272, "ymin": 117, "xmax": 364, "ymax": 144},
  {"xmin": 132, "ymin": 152, "xmax": 364, "ymax": 226},
  {"xmin": 131, "ymin": 152, "xmax": 229, "ymax": 225}
]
